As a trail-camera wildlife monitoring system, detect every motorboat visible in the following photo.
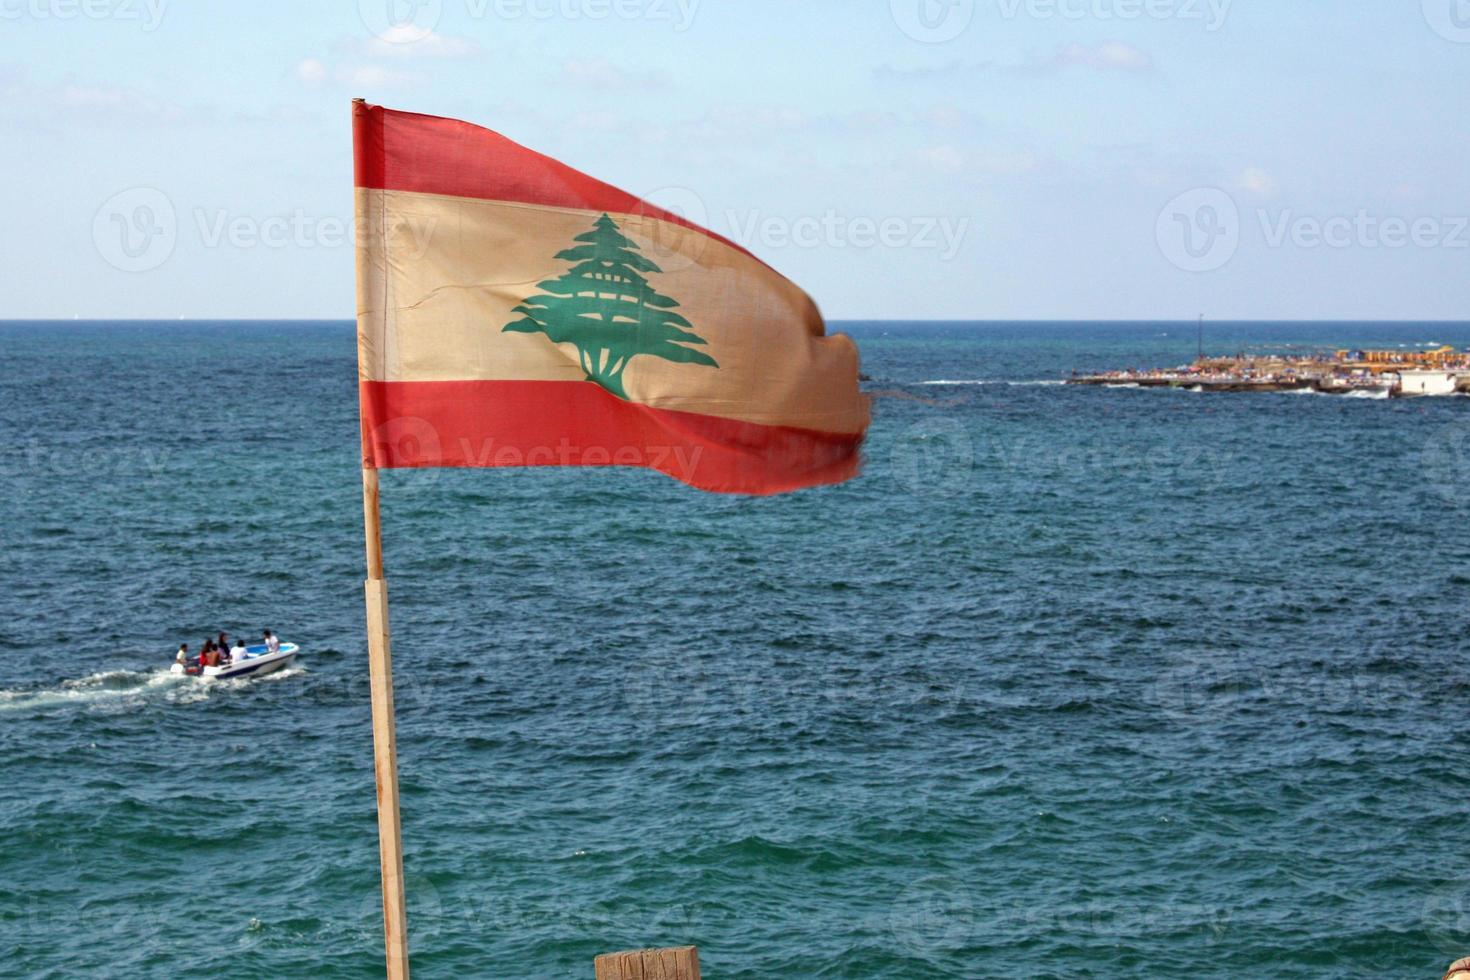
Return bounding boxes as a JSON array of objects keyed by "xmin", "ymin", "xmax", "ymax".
[{"xmin": 171, "ymin": 642, "xmax": 299, "ymax": 679}]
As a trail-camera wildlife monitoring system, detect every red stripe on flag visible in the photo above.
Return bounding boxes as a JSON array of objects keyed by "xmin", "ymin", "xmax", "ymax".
[
  {"xmin": 360, "ymin": 380, "xmax": 863, "ymax": 496},
  {"xmin": 352, "ymin": 101, "xmax": 763, "ymax": 265}
]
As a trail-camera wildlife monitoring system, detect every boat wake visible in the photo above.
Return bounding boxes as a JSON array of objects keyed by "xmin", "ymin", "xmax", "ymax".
[
  {"xmin": 0, "ymin": 665, "xmax": 306, "ymax": 714},
  {"xmin": 1280, "ymin": 387, "xmax": 1392, "ymax": 400},
  {"xmin": 919, "ymin": 379, "xmax": 1066, "ymax": 387}
]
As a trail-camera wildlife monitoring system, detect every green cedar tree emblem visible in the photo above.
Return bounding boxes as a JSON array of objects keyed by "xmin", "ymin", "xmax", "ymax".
[{"xmin": 503, "ymin": 213, "xmax": 718, "ymax": 400}]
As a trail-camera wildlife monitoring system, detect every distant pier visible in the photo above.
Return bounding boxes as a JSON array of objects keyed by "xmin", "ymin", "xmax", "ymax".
[{"xmin": 1069, "ymin": 345, "xmax": 1470, "ymax": 398}]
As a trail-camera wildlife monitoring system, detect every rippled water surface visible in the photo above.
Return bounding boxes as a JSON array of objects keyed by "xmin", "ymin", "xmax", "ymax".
[{"xmin": 3, "ymin": 321, "xmax": 1469, "ymax": 978}]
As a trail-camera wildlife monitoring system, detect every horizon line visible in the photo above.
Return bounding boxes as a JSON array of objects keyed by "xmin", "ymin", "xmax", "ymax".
[{"xmin": 4, "ymin": 317, "xmax": 1470, "ymax": 325}]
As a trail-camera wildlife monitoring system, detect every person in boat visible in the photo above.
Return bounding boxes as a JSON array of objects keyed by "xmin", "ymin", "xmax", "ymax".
[
  {"xmin": 202, "ymin": 640, "xmax": 220, "ymax": 669},
  {"xmin": 263, "ymin": 629, "xmax": 280, "ymax": 655},
  {"xmin": 217, "ymin": 632, "xmax": 230, "ymax": 659},
  {"xmin": 177, "ymin": 644, "xmax": 202, "ymax": 676},
  {"xmin": 229, "ymin": 637, "xmax": 248, "ymax": 663}
]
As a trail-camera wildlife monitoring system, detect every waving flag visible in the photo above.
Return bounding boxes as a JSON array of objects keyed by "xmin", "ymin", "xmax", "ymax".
[{"xmin": 353, "ymin": 101, "xmax": 869, "ymax": 494}]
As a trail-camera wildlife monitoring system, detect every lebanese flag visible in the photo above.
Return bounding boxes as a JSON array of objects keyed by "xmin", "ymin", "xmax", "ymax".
[{"xmin": 353, "ymin": 101, "xmax": 869, "ymax": 495}]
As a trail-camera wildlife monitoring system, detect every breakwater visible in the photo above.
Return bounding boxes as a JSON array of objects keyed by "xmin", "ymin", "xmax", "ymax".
[{"xmin": 1069, "ymin": 346, "xmax": 1470, "ymax": 397}]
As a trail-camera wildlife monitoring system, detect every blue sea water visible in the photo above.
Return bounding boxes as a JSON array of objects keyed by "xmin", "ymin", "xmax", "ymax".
[{"xmin": 2, "ymin": 320, "xmax": 1469, "ymax": 979}]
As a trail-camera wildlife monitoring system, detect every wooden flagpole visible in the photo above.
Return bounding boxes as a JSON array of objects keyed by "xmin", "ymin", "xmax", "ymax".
[
  {"xmin": 363, "ymin": 465, "xmax": 411, "ymax": 978},
  {"xmin": 356, "ymin": 96, "xmax": 410, "ymax": 979}
]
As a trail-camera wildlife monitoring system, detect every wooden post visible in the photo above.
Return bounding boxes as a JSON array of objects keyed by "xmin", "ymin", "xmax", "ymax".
[
  {"xmin": 363, "ymin": 465, "xmax": 411, "ymax": 978},
  {"xmin": 356, "ymin": 97, "xmax": 410, "ymax": 979},
  {"xmin": 594, "ymin": 946, "xmax": 700, "ymax": 980}
]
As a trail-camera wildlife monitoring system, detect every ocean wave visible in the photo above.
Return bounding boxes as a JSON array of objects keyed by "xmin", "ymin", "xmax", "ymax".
[
  {"xmin": 918, "ymin": 379, "xmax": 1066, "ymax": 387},
  {"xmin": 0, "ymin": 665, "xmax": 306, "ymax": 713},
  {"xmin": 0, "ymin": 669, "xmax": 183, "ymax": 713},
  {"xmin": 1281, "ymin": 388, "xmax": 1392, "ymax": 400}
]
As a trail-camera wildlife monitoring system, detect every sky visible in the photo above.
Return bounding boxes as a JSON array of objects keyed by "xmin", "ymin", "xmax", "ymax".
[{"xmin": 1, "ymin": 0, "xmax": 1467, "ymax": 320}]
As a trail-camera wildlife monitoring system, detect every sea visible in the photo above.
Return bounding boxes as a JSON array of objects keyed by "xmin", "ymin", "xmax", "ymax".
[{"xmin": 2, "ymin": 320, "xmax": 1468, "ymax": 979}]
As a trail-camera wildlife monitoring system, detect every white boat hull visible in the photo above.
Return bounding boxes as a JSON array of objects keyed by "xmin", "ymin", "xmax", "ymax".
[{"xmin": 171, "ymin": 643, "xmax": 299, "ymax": 679}]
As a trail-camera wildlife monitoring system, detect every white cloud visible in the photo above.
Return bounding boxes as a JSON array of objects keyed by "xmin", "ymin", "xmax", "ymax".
[
  {"xmin": 915, "ymin": 145, "xmax": 1038, "ymax": 176},
  {"xmin": 1235, "ymin": 166, "xmax": 1277, "ymax": 195},
  {"xmin": 295, "ymin": 59, "xmax": 327, "ymax": 85},
  {"xmin": 292, "ymin": 57, "xmax": 422, "ymax": 89},
  {"xmin": 873, "ymin": 60, "xmax": 996, "ymax": 81},
  {"xmin": 297, "ymin": 27, "xmax": 477, "ymax": 92},
  {"xmin": 969, "ymin": 149, "xmax": 1039, "ymax": 175},
  {"xmin": 1053, "ymin": 41, "xmax": 1152, "ymax": 73},
  {"xmin": 673, "ymin": 105, "xmax": 810, "ymax": 143},
  {"xmin": 923, "ymin": 106, "xmax": 968, "ymax": 130},
  {"xmin": 336, "ymin": 63, "xmax": 422, "ymax": 88},
  {"xmin": 0, "ymin": 71, "xmax": 197, "ymax": 125},
  {"xmin": 349, "ymin": 28, "xmax": 481, "ymax": 59},
  {"xmin": 560, "ymin": 59, "xmax": 666, "ymax": 91},
  {"xmin": 878, "ymin": 43, "xmax": 1152, "ymax": 79},
  {"xmin": 918, "ymin": 145, "xmax": 967, "ymax": 174}
]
